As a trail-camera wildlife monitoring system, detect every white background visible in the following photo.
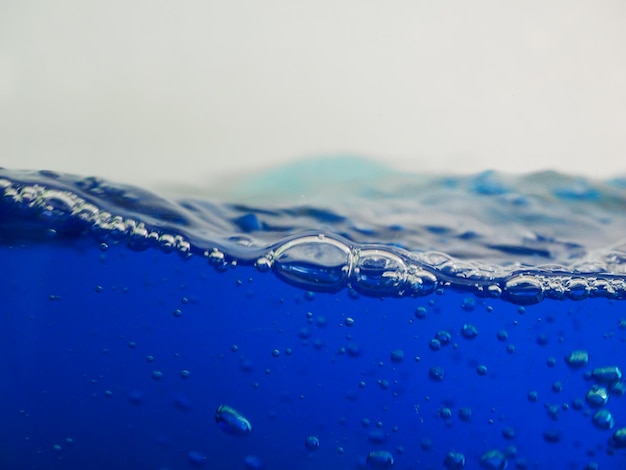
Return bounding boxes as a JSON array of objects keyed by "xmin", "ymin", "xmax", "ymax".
[{"xmin": 1, "ymin": 1, "xmax": 625, "ymax": 189}]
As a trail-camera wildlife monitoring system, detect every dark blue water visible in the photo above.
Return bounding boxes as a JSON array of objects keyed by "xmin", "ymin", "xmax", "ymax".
[{"xmin": 2, "ymin": 164, "xmax": 626, "ymax": 470}]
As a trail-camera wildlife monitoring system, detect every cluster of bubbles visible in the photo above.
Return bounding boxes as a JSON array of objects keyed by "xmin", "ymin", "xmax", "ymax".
[
  {"xmin": 3, "ymin": 171, "xmax": 626, "ymax": 305},
  {"xmin": 0, "ymin": 176, "xmax": 191, "ymax": 256},
  {"xmin": 250, "ymin": 235, "xmax": 626, "ymax": 305}
]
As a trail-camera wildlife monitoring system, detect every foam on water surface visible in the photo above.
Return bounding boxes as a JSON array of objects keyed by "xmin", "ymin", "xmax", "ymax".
[{"xmin": 2, "ymin": 165, "xmax": 626, "ymax": 305}]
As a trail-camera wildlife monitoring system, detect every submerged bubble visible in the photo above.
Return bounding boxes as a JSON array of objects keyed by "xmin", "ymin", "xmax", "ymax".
[
  {"xmin": 586, "ymin": 385, "xmax": 609, "ymax": 407},
  {"xmin": 366, "ymin": 450, "xmax": 394, "ymax": 468},
  {"xmin": 611, "ymin": 428, "xmax": 626, "ymax": 449},
  {"xmin": 480, "ymin": 449, "xmax": 508, "ymax": 469},
  {"xmin": 591, "ymin": 366, "xmax": 623, "ymax": 385},
  {"xmin": 592, "ymin": 409, "xmax": 614, "ymax": 430},
  {"xmin": 304, "ymin": 435, "xmax": 320, "ymax": 451},
  {"xmin": 444, "ymin": 451, "xmax": 466, "ymax": 469},
  {"xmin": 565, "ymin": 350, "xmax": 589, "ymax": 368},
  {"xmin": 215, "ymin": 405, "xmax": 252, "ymax": 436},
  {"xmin": 390, "ymin": 349, "xmax": 404, "ymax": 364}
]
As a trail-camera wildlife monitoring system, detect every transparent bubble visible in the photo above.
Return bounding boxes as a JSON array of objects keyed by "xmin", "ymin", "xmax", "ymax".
[
  {"xmin": 304, "ymin": 435, "xmax": 320, "ymax": 451},
  {"xmin": 480, "ymin": 449, "xmax": 508, "ymax": 469},
  {"xmin": 444, "ymin": 451, "xmax": 466, "ymax": 469},
  {"xmin": 353, "ymin": 250, "xmax": 407, "ymax": 296},
  {"xmin": 215, "ymin": 405, "xmax": 252, "ymax": 436},
  {"xmin": 272, "ymin": 236, "xmax": 351, "ymax": 291},
  {"xmin": 565, "ymin": 350, "xmax": 589, "ymax": 368},
  {"xmin": 592, "ymin": 366, "xmax": 622, "ymax": 385},
  {"xmin": 503, "ymin": 275, "xmax": 544, "ymax": 305},
  {"xmin": 592, "ymin": 409, "xmax": 614, "ymax": 430},
  {"xmin": 366, "ymin": 450, "xmax": 394, "ymax": 469}
]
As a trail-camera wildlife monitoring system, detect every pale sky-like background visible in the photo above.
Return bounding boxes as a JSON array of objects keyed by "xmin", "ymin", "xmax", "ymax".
[{"xmin": 1, "ymin": 1, "xmax": 625, "ymax": 190}]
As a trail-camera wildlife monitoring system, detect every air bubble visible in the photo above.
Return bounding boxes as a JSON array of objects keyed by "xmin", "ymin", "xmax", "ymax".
[
  {"xmin": 304, "ymin": 435, "xmax": 320, "ymax": 451},
  {"xmin": 444, "ymin": 451, "xmax": 466, "ymax": 469},
  {"xmin": 366, "ymin": 450, "xmax": 394, "ymax": 468},
  {"xmin": 611, "ymin": 428, "xmax": 626, "ymax": 449},
  {"xmin": 566, "ymin": 278, "xmax": 590, "ymax": 300},
  {"xmin": 502, "ymin": 275, "xmax": 544, "ymax": 305},
  {"xmin": 272, "ymin": 236, "xmax": 351, "ymax": 292},
  {"xmin": 215, "ymin": 405, "xmax": 252, "ymax": 436},
  {"xmin": 592, "ymin": 409, "xmax": 614, "ymax": 430},
  {"xmin": 254, "ymin": 256, "xmax": 272, "ymax": 272},
  {"xmin": 480, "ymin": 449, "xmax": 507, "ymax": 469},
  {"xmin": 352, "ymin": 249, "xmax": 407, "ymax": 296},
  {"xmin": 591, "ymin": 366, "xmax": 622, "ymax": 385},
  {"xmin": 586, "ymin": 385, "xmax": 609, "ymax": 407},
  {"xmin": 565, "ymin": 350, "xmax": 589, "ymax": 368}
]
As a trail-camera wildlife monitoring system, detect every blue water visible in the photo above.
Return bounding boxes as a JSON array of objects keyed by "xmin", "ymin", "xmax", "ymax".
[{"xmin": 2, "ymin": 163, "xmax": 626, "ymax": 469}]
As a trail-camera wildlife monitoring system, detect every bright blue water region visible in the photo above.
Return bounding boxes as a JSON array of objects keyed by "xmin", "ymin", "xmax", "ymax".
[{"xmin": 2, "ymin": 164, "xmax": 626, "ymax": 470}]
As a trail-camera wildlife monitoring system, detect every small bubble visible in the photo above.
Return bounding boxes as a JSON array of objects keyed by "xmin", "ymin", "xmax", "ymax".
[
  {"xmin": 390, "ymin": 349, "xmax": 404, "ymax": 364},
  {"xmin": 429, "ymin": 339, "xmax": 442, "ymax": 351},
  {"xmin": 586, "ymin": 385, "xmax": 609, "ymax": 407},
  {"xmin": 592, "ymin": 409, "xmax": 614, "ymax": 430},
  {"xmin": 420, "ymin": 438, "xmax": 433, "ymax": 451},
  {"xmin": 611, "ymin": 428, "xmax": 626, "ymax": 448},
  {"xmin": 458, "ymin": 407, "xmax": 472, "ymax": 422},
  {"xmin": 592, "ymin": 366, "xmax": 623, "ymax": 385},
  {"xmin": 152, "ymin": 370, "xmax": 163, "ymax": 381},
  {"xmin": 461, "ymin": 324, "xmax": 478, "ymax": 339},
  {"xmin": 254, "ymin": 256, "xmax": 272, "ymax": 272},
  {"xmin": 543, "ymin": 429, "xmax": 561, "ymax": 443},
  {"xmin": 344, "ymin": 317, "xmax": 355, "ymax": 327},
  {"xmin": 180, "ymin": 370, "xmax": 191, "ymax": 379},
  {"xmin": 480, "ymin": 449, "xmax": 507, "ymax": 469},
  {"xmin": 173, "ymin": 309, "xmax": 183, "ymax": 318},
  {"xmin": 476, "ymin": 365, "xmax": 488, "ymax": 376},
  {"xmin": 565, "ymin": 350, "xmax": 589, "ymax": 368},
  {"xmin": 304, "ymin": 435, "xmax": 320, "ymax": 451},
  {"xmin": 271, "ymin": 349, "xmax": 280, "ymax": 358},
  {"xmin": 429, "ymin": 366, "xmax": 445, "ymax": 381},
  {"xmin": 444, "ymin": 451, "xmax": 466, "ymax": 469},
  {"xmin": 436, "ymin": 330, "xmax": 452, "ymax": 345},
  {"xmin": 366, "ymin": 450, "xmax": 394, "ymax": 468},
  {"xmin": 461, "ymin": 297, "xmax": 476, "ymax": 311},
  {"xmin": 502, "ymin": 426, "xmax": 515, "ymax": 440},
  {"xmin": 415, "ymin": 307, "xmax": 428, "ymax": 319}
]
